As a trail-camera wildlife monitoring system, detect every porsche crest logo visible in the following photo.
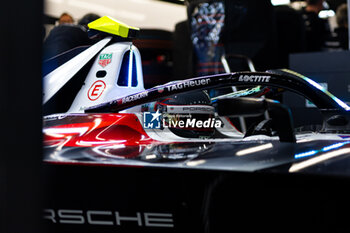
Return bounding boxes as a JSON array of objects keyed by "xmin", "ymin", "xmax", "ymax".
[{"xmin": 98, "ymin": 53, "xmax": 112, "ymax": 68}]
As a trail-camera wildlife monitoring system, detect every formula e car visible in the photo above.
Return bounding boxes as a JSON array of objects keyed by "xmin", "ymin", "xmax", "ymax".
[{"xmin": 42, "ymin": 16, "xmax": 350, "ymax": 233}]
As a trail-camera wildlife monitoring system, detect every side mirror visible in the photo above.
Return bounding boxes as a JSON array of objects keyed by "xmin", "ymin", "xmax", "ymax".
[{"xmin": 214, "ymin": 97, "xmax": 296, "ymax": 143}]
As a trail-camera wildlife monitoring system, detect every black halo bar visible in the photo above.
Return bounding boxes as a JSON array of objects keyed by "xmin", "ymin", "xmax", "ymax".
[{"xmin": 85, "ymin": 69, "xmax": 349, "ymax": 113}]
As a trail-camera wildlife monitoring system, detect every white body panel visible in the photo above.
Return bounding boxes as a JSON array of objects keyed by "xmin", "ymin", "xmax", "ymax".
[
  {"xmin": 68, "ymin": 42, "xmax": 145, "ymax": 113},
  {"xmin": 43, "ymin": 37, "xmax": 112, "ymax": 104}
]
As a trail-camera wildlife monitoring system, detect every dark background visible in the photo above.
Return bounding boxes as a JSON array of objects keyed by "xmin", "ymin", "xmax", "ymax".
[{"xmin": 0, "ymin": 1, "xmax": 43, "ymax": 233}]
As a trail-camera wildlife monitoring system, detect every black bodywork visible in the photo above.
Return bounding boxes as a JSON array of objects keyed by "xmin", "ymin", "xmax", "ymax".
[
  {"xmin": 42, "ymin": 69, "xmax": 350, "ymax": 233},
  {"xmin": 43, "ymin": 144, "xmax": 350, "ymax": 233}
]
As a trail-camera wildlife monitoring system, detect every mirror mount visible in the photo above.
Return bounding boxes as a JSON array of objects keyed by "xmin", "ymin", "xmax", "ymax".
[{"xmin": 214, "ymin": 97, "xmax": 296, "ymax": 143}]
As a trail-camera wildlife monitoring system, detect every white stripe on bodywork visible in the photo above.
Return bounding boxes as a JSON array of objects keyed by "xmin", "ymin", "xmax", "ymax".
[{"xmin": 43, "ymin": 37, "xmax": 112, "ymax": 104}]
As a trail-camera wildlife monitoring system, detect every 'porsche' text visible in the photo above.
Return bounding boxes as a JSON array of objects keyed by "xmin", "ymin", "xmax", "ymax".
[{"xmin": 44, "ymin": 209, "xmax": 174, "ymax": 228}]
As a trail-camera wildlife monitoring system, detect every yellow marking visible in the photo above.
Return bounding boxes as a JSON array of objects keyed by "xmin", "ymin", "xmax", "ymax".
[{"xmin": 88, "ymin": 16, "xmax": 139, "ymax": 38}]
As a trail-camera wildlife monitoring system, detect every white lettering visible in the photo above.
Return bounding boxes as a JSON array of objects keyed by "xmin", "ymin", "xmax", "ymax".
[
  {"xmin": 238, "ymin": 75, "xmax": 271, "ymax": 83},
  {"xmin": 43, "ymin": 209, "xmax": 56, "ymax": 223},
  {"xmin": 165, "ymin": 78, "xmax": 210, "ymax": 92},
  {"xmin": 186, "ymin": 118, "xmax": 196, "ymax": 128},
  {"xmin": 169, "ymin": 120, "xmax": 178, "ymax": 128},
  {"xmin": 87, "ymin": 210, "xmax": 113, "ymax": 225},
  {"xmin": 44, "ymin": 209, "xmax": 175, "ymax": 228},
  {"xmin": 203, "ymin": 119, "xmax": 211, "ymax": 128},
  {"xmin": 58, "ymin": 209, "xmax": 85, "ymax": 224},
  {"xmin": 178, "ymin": 121, "xmax": 184, "ymax": 127},
  {"xmin": 122, "ymin": 91, "xmax": 148, "ymax": 104},
  {"xmin": 215, "ymin": 120, "xmax": 223, "ymax": 128},
  {"xmin": 144, "ymin": 213, "xmax": 174, "ymax": 228},
  {"xmin": 115, "ymin": 212, "xmax": 142, "ymax": 226},
  {"xmin": 164, "ymin": 117, "xmax": 223, "ymax": 129}
]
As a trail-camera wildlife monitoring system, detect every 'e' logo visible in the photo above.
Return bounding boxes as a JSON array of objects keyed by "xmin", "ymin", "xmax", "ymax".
[{"xmin": 88, "ymin": 81, "xmax": 106, "ymax": 101}]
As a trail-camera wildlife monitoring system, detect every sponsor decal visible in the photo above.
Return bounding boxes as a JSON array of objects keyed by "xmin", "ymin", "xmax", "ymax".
[
  {"xmin": 87, "ymin": 81, "xmax": 106, "ymax": 101},
  {"xmin": 122, "ymin": 91, "xmax": 148, "ymax": 104},
  {"xmin": 98, "ymin": 53, "xmax": 112, "ymax": 68},
  {"xmin": 158, "ymin": 87, "xmax": 165, "ymax": 93},
  {"xmin": 43, "ymin": 114, "xmax": 67, "ymax": 121},
  {"xmin": 167, "ymin": 105, "xmax": 214, "ymax": 114},
  {"xmin": 238, "ymin": 75, "xmax": 271, "ymax": 83},
  {"xmin": 44, "ymin": 209, "xmax": 174, "ymax": 228},
  {"xmin": 165, "ymin": 78, "xmax": 210, "ymax": 92}
]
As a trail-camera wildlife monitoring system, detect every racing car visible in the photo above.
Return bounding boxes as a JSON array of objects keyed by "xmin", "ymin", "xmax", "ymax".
[{"xmin": 42, "ymin": 16, "xmax": 350, "ymax": 233}]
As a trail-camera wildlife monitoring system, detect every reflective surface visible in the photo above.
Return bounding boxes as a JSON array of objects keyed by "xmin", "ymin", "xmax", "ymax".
[{"xmin": 43, "ymin": 113, "xmax": 350, "ymax": 177}]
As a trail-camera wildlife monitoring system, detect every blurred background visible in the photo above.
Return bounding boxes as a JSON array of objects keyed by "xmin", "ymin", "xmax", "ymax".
[
  {"xmin": 43, "ymin": 0, "xmax": 349, "ymax": 78},
  {"xmin": 42, "ymin": 0, "xmax": 350, "ymax": 127},
  {"xmin": 43, "ymin": 0, "xmax": 346, "ymax": 32}
]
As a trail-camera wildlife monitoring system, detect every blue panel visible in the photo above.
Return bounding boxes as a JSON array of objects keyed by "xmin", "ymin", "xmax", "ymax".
[
  {"xmin": 132, "ymin": 52, "xmax": 138, "ymax": 87},
  {"xmin": 117, "ymin": 50, "xmax": 138, "ymax": 87}
]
